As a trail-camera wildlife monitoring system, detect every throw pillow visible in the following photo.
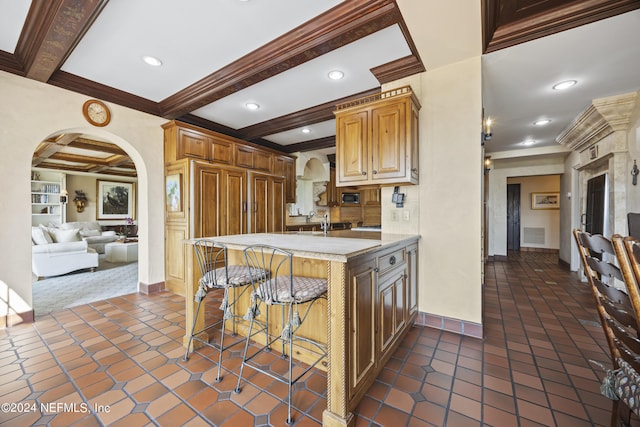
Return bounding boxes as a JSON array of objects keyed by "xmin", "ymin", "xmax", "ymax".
[
  {"xmin": 50, "ymin": 228, "xmax": 81, "ymax": 243},
  {"xmin": 80, "ymin": 229, "xmax": 101, "ymax": 237},
  {"xmin": 38, "ymin": 224, "xmax": 54, "ymax": 244},
  {"xmin": 31, "ymin": 227, "xmax": 50, "ymax": 245}
]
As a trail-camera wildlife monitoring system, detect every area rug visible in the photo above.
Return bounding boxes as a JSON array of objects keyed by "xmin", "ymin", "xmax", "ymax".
[{"xmin": 32, "ymin": 255, "xmax": 138, "ymax": 315}]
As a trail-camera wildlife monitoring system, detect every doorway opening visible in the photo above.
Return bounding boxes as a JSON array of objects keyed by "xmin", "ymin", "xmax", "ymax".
[{"xmin": 30, "ymin": 132, "xmax": 139, "ymax": 315}]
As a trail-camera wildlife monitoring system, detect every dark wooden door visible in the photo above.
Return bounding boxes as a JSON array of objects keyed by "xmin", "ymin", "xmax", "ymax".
[
  {"xmin": 585, "ymin": 174, "xmax": 606, "ymax": 235},
  {"xmin": 507, "ymin": 184, "xmax": 521, "ymax": 251}
]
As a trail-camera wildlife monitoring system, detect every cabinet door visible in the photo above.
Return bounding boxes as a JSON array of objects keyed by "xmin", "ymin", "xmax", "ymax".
[
  {"xmin": 270, "ymin": 176, "xmax": 285, "ymax": 232},
  {"xmin": 347, "ymin": 255, "xmax": 377, "ymax": 401},
  {"xmin": 177, "ymin": 128, "xmax": 211, "ymax": 160},
  {"xmin": 193, "ymin": 163, "xmax": 222, "ymax": 238},
  {"xmin": 251, "ymin": 174, "xmax": 269, "ymax": 233},
  {"xmin": 284, "ymin": 157, "xmax": 296, "ymax": 203},
  {"xmin": 236, "ymin": 145, "xmax": 255, "ymax": 169},
  {"xmin": 378, "ymin": 270, "xmax": 406, "ymax": 358},
  {"xmin": 210, "ymin": 137, "xmax": 234, "ymax": 165},
  {"xmin": 327, "ymin": 167, "xmax": 339, "ymax": 206},
  {"xmin": 224, "ymin": 170, "xmax": 247, "ymax": 235},
  {"xmin": 371, "ymin": 101, "xmax": 405, "ymax": 181},
  {"xmin": 254, "ymin": 150, "xmax": 273, "ymax": 173},
  {"xmin": 362, "ymin": 188, "xmax": 381, "ymax": 206},
  {"xmin": 337, "ymin": 110, "xmax": 369, "ymax": 185}
]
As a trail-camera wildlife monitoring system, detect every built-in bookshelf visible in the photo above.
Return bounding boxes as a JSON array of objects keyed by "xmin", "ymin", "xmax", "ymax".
[{"xmin": 31, "ymin": 170, "xmax": 66, "ymax": 226}]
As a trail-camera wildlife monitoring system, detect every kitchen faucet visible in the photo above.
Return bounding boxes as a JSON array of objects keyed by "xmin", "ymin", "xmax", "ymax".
[
  {"xmin": 306, "ymin": 211, "xmax": 316, "ymax": 223},
  {"xmin": 320, "ymin": 213, "xmax": 330, "ymax": 235}
]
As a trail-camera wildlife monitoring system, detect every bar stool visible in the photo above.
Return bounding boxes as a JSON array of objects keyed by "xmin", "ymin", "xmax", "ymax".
[
  {"xmin": 183, "ymin": 239, "xmax": 259, "ymax": 382},
  {"xmin": 234, "ymin": 244, "xmax": 327, "ymax": 425}
]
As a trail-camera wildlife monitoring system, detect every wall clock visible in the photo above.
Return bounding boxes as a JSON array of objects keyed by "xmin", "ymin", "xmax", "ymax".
[{"xmin": 82, "ymin": 99, "xmax": 111, "ymax": 127}]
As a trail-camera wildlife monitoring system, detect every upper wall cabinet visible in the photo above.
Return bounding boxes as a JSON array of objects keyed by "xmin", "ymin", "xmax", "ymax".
[{"xmin": 335, "ymin": 86, "xmax": 420, "ymax": 187}]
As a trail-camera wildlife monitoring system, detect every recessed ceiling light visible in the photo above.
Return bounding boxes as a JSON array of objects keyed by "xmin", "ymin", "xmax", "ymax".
[
  {"xmin": 141, "ymin": 55, "xmax": 162, "ymax": 67},
  {"xmin": 301, "ymin": 128, "xmax": 311, "ymax": 134},
  {"xmin": 328, "ymin": 70, "xmax": 344, "ymax": 80},
  {"xmin": 522, "ymin": 140, "xmax": 536, "ymax": 146},
  {"xmin": 533, "ymin": 119, "xmax": 551, "ymax": 126},
  {"xmin": 552, "ymin": 80, "xmax": 577, "ymax": 90},
  {"xmin": 245, "ymin": 102, "xmax": 260, "ymax": 110}
]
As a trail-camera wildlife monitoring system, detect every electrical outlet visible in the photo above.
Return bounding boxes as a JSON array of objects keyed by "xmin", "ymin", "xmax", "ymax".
[
  {"xmin": 391, "ymin": 211, "xmax": 399, "ymax": 221},
  {"xmin": 403, "ymin": 210, "xmax": 410, "ymax": 221}
]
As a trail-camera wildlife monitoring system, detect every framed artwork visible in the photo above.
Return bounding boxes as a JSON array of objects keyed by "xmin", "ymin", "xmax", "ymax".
[
  {"xmin": 531, "ymin": 192, "xmax": 560, "ymax": 210},
  {"xmin": 166, "ymin": 173, "xmax": 182, "ymax": 212},
  {"xmin": 97, "ymin": 180, "xmax": 135, "ymax": 219}
]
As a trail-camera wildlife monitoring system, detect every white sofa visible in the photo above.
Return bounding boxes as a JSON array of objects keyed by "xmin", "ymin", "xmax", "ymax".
[
  {"xmin": 31, "ymin": 226, "xmax": 98, "ymax": 279},
  {"xmin": 58, "ymin": 221, "xmax": 118, "ymax": 254},
  {"xmin": 32, "ymin": 240, "xmax": 98, "ymax": 279}
]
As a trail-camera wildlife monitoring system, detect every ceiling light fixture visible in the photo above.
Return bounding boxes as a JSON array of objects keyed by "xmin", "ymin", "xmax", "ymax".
[
  {"xmin": 533, "ymin": 119, "xmax": 551, "ymax": 126},
  {"xmin": 142, "ymin": 55, "xmax": 162, "ymax": 67},
  {"xmin": 301, "ymin": 128, "xmax": 311, "ymax": 134},
  {"xmin": 245, "ymin": 102, "xmax": 260, "ymax": 110},
  {"xmin": 522, "ymin": 140, "xmax": 536, "ymax": 146},
  {"xmin": 328, "ymin": 70, "xmax": 344, "ymax": 80},
  {"xmin": 552, "ymin": 80, "xmax": 577, "ymax": 90}
]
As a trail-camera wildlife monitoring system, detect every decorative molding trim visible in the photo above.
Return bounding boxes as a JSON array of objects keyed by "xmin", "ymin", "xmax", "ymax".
[
  {"xmin": 159, "ymin": 0, "xmax": 412, "ymax": 119},
  {"xmin": 483, "ymin": 0, "xmax": 640, "ymax": 53},
  {"xmin": 370, "ymin": 55, "xmax": 425, "ymax": 84},
  {"xmin": 556, "ymin": 91, "xmax": 639, "ymax": 151},
  {"xmin": 139, "ymin": 281, "xmax": 165, "ymax": 295},
  {"xmin": 415, "ymin": 312, "xmax": 483, "ymax": 339},
  {"xmin": 238, "ymin": 88, "xmax": 380, "ymax": 141},
  {"xmin": 15, "ymin": 0, "xmax": 108, "ymax": 82}
]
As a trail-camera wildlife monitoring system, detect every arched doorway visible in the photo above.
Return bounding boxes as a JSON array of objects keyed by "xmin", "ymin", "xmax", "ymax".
[{"xmin": 30, "ymin": 131, "xmax": 142, "ymax": 315}]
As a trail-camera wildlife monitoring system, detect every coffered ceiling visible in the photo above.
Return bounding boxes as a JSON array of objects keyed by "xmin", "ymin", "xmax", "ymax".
[{"xmin": 1, "ymin": 0, "xmax": 639, "ymax": 176}]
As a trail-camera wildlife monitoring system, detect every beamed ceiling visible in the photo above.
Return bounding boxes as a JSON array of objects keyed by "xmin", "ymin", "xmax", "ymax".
[{"xmin": 0, "ymin": 0, "xmax": 637, "ymax": 176}]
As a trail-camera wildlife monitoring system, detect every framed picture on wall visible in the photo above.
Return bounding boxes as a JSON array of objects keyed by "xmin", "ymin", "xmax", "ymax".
[
  {"xmin": 531, "ymin": 192, "xmax": 560, "ymax": 210},
  {"xmin": 97, "ymin": 180, "xmax": 135, "ymax": 219},
  {"xmin": 165, "ymin": 173, "xmax": 182, "ymax": 213}
]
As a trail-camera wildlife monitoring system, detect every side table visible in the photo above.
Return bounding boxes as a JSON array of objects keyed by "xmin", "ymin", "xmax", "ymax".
[{"xmin": 105, "ymin": 241, "xmax": 138, "ymax": 263}]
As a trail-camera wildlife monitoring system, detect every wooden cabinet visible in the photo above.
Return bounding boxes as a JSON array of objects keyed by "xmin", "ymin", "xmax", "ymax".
[
  {"xmin": 176, "ymin": 128, "xmax": 211, "ymax": 160},
  {"xmin": 377, "ymin": 247, "xmax": 407, "ymax": 358},
  {"xmin": 192, "ymin": 162, "xmax": 247, "ymax": 238},
  {"xmin": 235, "ymin": 144, "xmax": 272, "ymax": 173},
  {"xmin": 163, "ymin": 121, "xmax": 292, "ymax": 296},
  {"xmin": 362, "ymin": 188, "xmax": 381, "ymax": 206},
  {"xmin": 274, "ymin": 155, "xmax": 296, "ymax": 203},
  {"xmin": 250, "ymin": 173, "xmax": 285, "ymax": 233},
  {"xmin": 347, "ymin": 254, "xmax": 377, "ymax": 401},
  {"xmin": 335, "ymin": 86, "xmax": 420, "ymax": 187},
  {"xmin": 346, "ymin": 240, "xmax": 417, "ymax": 403}
]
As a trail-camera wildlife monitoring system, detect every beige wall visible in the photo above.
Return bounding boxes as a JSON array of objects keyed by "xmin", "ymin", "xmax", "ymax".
[
  {"xmin": 393, "ymin": 1, "xmax": 483, "ymax": 325},
  {"xmin": 0, "ymin": 70, "xmax": 165, "ymax": 317},
  {"xmin": 506, "ymin": 175, "xmax": 561, "ymax": 249}
]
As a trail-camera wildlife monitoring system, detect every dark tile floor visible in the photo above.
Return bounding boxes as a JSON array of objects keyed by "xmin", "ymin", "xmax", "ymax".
[{"xmin": 0, "ymin": 252, "xmax": 621, "ymax": 426}]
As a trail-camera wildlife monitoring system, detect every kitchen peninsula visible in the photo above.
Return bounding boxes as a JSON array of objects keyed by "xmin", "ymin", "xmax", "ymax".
[{"xmin": 182, "ymin": 231, "xmax": 419, "ymax": 427}]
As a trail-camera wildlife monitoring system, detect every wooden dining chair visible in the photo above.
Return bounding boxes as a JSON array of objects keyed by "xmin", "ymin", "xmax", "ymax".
[{"xmin": 575, "ymin": 229, "xmax": 640, "ymax": 426}]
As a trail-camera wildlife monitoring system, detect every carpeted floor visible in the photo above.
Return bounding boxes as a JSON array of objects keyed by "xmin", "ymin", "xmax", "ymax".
[{"xmin": 32, "ymin": 254, "xmax": 138, "ymax": 316}]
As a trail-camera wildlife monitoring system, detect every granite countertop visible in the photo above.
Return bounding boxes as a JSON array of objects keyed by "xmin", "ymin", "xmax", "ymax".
[{"xmin": 187, "ymin": 231, "xmax": 419, "ymax": 262}]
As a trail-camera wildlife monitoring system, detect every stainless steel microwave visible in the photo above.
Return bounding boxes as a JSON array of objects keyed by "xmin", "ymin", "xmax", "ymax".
[{"xmin": 341, "ymin": 192, "xmax": 360, "ymax": 204}]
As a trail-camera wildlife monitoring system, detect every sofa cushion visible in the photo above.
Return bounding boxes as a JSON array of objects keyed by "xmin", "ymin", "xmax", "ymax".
[
  {"xmin": 32, "ymin": 240, "xmax": 88, "ymax": 254},
  {"xmin": 80, "ymin": 229, "xmax": 101, "ymax": 237},
  {"xmin": 61, "ymin": 221, "xmax": 101, "ymax": 232},
  {"xmin": 50, "ymin": 228, "xmax": 81, "ymax": 243},
  {"xmin": 32, "ymin": 226, "xmax": 53, "ymax": 245}
]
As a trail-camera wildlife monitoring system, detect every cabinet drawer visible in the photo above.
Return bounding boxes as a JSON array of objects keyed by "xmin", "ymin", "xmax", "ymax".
[{"xmin": 378, "ymin": 248, "xmax": 406, "ymax": 276}]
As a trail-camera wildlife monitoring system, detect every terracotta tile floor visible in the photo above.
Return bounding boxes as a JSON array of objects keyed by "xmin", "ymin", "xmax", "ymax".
[{"xmin": 0, "ymin": 252, "xmax": 624, "ymax": 426}]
